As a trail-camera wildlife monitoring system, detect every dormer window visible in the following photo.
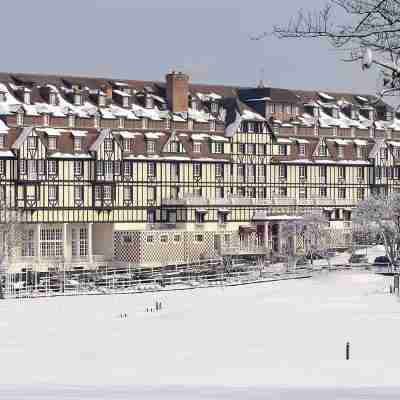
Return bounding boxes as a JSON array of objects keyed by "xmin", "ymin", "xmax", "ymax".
[
  {"xmin": 147, "ymin": 140, "xmax": 156, "ymax": 153},
  {"xmin": 73, "ymin": 137, "xmax": 82, "ymax": 152},
  {"xmin": 0, "ymin": 135, "xmax": 5, "ymax": 148},
  {"xmin": 94, "ymin": 114, "xmax": 100, "ymax": 128},
  {"xmin": 48, "ymin": 136, "xmax": 57, "ymax": 150},
  {"xmin": 123, "ymin": 139, "xmax": 133, "ymax": 152},
  {"xmin": 247, "ymin": 122, "xmax": 254, "ymax": 133},
  {"xmin": 193, "ymin": 142, "xmax": 201, "ymax": 153},
  {"xmin": 386, "ymin": 111, "xmax": 393, "ymax": 121},
  {"xmin": 142, "ymin": 118, "xmax": 147, "ymax": 129},
  {"xmin": 24, "ymin": 90, "xmax": 31, "ymax": 105},
  {"xmin": 369, "ymin": 110, "xmax": 374, "ymax": 120},
  {"xmin": 98, "ymin": 94, "xmax": 106, "ymax": 107},
  {"xmin": 118, "ymin": 117, "xmax": 125, "ymax": 129},
  {"xmin": 209, "ymin": 120, "xmax": 216, "ymax": 131},
  {"xmin": 188, "ymin": 119, "xmax": 193, "ymax": 130},
  {"xmin": 43, "ymin": 114, "xmax": 50, "ymax": 126},
  {"xmin": 191, "ymin": 100, "xmax": 197, "ymax": 111},
  {"xmin": 145, "ymin": 95, "xmax": 153, "ymax": 109},
  {"xmin": 49, "ymin": 92, "xmax": 57, "ymax": 106},
  {"xmin": 332, "ymin": 109, "xmax": 339, "ymax": 119},
  {"xmin": 0, "ymin": 92, "xmax": 6, "ymax": 102},
  {"xmin": 351, "ymin": 109, "xmax": 357, "ymax": 120},
  {"xmin": 210, "ymin": 102, "xmax": 218, "ymax": 113},
  {"xmin": 122, "ymin": 96, "xmax": 130, "ymax": 108},
  {"xmin": 17, "ymin": 111, "xmax": 24, "ymax": 126},
  {"xmin": 104, "ymin": 138, "xmax": 113, "ymax": 151},
  {"xmin": 74, "ymin": 93, "xmax": 82, "ymax": 106},
  {"xmin": 337, "ymin": 145, "xmax": 344, "ymax": 158},
  {"xmin": 68, "ymin": 114, "xmax": 75, "ymax": 128},
  {"xmin": 27, "ymin": 136, "xmax": 36, "ymax": 149}
]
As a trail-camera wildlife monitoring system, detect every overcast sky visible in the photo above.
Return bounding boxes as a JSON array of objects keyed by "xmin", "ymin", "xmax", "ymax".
[{"xmin": 3, "ymin": 0, "xmax": 380, "ymax": 94}]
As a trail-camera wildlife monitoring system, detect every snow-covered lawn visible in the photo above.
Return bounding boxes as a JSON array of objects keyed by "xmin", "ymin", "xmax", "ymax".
[{"xmin": 2, "ymin": 269, "xmax": 400, "ymax": 399}]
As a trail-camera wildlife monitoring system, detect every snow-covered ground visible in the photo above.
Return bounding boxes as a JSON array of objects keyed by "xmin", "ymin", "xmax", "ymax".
[{"xmin": 2, "ymin": 266, "xmax": 400, "ymax": 399}]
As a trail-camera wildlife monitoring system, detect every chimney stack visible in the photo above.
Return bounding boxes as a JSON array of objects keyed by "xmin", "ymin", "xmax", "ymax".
[{"xmin": 166, "ymin": 71, "xmax": 189, "ymax": 113}]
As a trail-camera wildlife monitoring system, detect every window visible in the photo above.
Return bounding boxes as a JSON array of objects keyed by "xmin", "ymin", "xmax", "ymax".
[
  {"xmin": 74, "ymin": 186, "xmax": 83, "ymax": 202},
  {"xmin": 73, "ymin": 138, "xmax": 82, "ymax": 152},
  {"xmin": 299, "ymin": 187, "xmax": 307, "ymax": 199},
  {"xmin": 17, "ymin": 111, "xmax": 24, "ymax": 126},
  {"xmin": 209, "ymin": 120, "xmax": 216, "ymax": 131},
  {"xmin": 320, "ymin": 165, "xmax": 327, "ymax": 182},
  {"xmin": 104, "ymin": 139, "xmax": 113, "ymax": 151},
  {"xmin": 48, "ymin": 186, "xmax": 58, "ymax": 201},
  {"xmin": 148, "ymin": 162, "xmax": 156, "ymax": 177},
  {"xmin": 74, "ymin": 94, "xmax": 82, "ymax": 106},
  {"xmin": 147, "ymin": 235, "xmax": 154, "ymax": 243},
  {"xmin": 278, "ymin": 145, "xmax": 288, "ymax": 156},
  {"xmin": 0, "ymin": 135, "xmax": 4, "ymax": 148},
  {"xmin": 43, "ymin": 114, "xmax": 50, "ymax": 126},
  {"xmin": 320, "ymin": 187, "xmax": 327, "ymax": 197},
  {"xmin": 22, "ymin": 229, "xmax": 35, "ymax": 257},
  {"xmin": 338, "ymin": 166, "xmax": 346, "ymax": 180},
  {"xmin": 160, "ymin": 235, "xmax": 168, "ymax": 243},
  {"xmin": 298, "ymin": 143, "xmax": 306, "ymax": 156},
  {"xmin": 148, "ymin": 186, "xmax": 156, "ymax": 201},
  {"xmin": 248, "ymin": 187, "xmax": 256, "ymax": 198},
  {"xmin": 299, "ymin": 165, "xmax": 307, "ymax": 179},
  {"xmin": 247, "ymin": 143, "xmax": 256, "ymax": 154},
  {"xmin": 357, "ymin": 187, "xmax": 365, "ymax": 200},
  {"xmin": 95, "ymin": 186, "xmax": 102, "ymax": 200},
  {"xmin": 193, "ymin": 187, "xmax": 202, "ymax": 197},
  {"xmin": 40, "ymin": 227, "xmax": 63, "ymax": 257},
  {"xmin": 279, "ymin": 165, "xmax": 287, "ymax": 179},
  {"xmin": 237, "ymin": 187, "xmax": 246, "ymax": 197},
  {"xmin": 19, "ymin": 160, "xmax": 26, "ymax": 174},
  {"xmin": 356, "ymin": 145, "xmax": 363, "ymax": 158},
  {"xmin": 48, "ymin": 137, "xmax": 57, "ymax": 150},
  {"xmin": 27, "ymin": 136, "xmax": 36, "ymax": 149},
  {"xmin": 195, "ymin": 234, "xmax": 204, "ymax": 242},
  {"xmin": 124, "ymin": 186, "xmax": 132, "ymax": 201},
  {"xmin": 318, "ymin": 142, "xmax": 327, "ymax": 157},
  {"xmin": 381, "ymin": 148, "xmax": 388, "ymax": 159},
  {"xmin": 193, "ymin": 163, "xmax": 201, "ymax": 176},
  {"xmin": 74, "ymin": 161, "xmax": 83, "ymax": 176},
  {"xmin": 0, "ymin": 160, "xmax": 4, "ymax": 175},
  {"xmin": 210, "ymin": 102, "xmax": 218, "ymax": 113},
  {"xmin": 103, "ymin": 185, "xmax": 112, "ymax": 200},
  {"xmin": 147, "ymin": 140, "xmax": 156, "ymax": 153},
  {"xmin": 123, "ymin": 139, "xmax": 132, "ymax": 152},
  {"xmin": 38, "ymin": 160, "xmax": 45, "ymax": 176},
  {"xmin": 337, "ymin": 145, "xmax": 344, "ymax": 158},
  {"xmin": 216, "ymin": 186, "xmax": 224, "ymax": 198},
  {"xmin": 237, "ymin": 165, "xmax": 245, "ymax": 180},
  {"xmin": 174, "ymin": 235, "xmax": 181, "ymax": 242},
  {"xmin": 123, "ymin": 161, "xmax": 131, "ymax": 176},
  {"xmin": 47, "ymin": 160, "xmax": 57, "ymax": 175},
  {"xmin": 278, "ymin": 186, "xmax": 287, "ymax": 197},
  {"xmin": 215, "ymin": 163, "xmax": 224, "ymax": 177},
  {"xmin": 123, "ymin": 96, "xmax": 130, "ymax": 108},
  {"xmin": 357, "ymin": 167, "xmax": 364, "ymax": 180},
  {"xmin": 193, "ymin": 142, "xmax": 201, "ymax": 153},
  {"xmin": 98, "ymin": 94, "xmax": 106, "ymax": 107},
  {"xmin": 214, "ymin": 142, "xmax": 224, "ymax": 154},
  {"xmin": 218, "ymin": 212, "xmax": 228, "ymax": 224},
  {"xmin": 238, "ymin": 143, "xmax": 246, "ymax": 154},
  {"xmin": 71, "ymin": 228, "xmax": 88, "ymax": 257},
  {"xmin": 338, "ymin": 188, "xmax": 346, "ymax": 199},
  {"xmin": 49, "ymin": 92, "xmax": 57, "ymax": 106},
  {"xmin": 118, "ymin": 117, "xmax": 124, "ymax": 129},
  {"xmin": 68, "ymin": 114, "xmax": 75, "ymax": 128},
  {"xmin": 104, "ymin": 161, "xmax": 113, "ymax": 178},
  {"xmin": 94, "ymin": 115, "xmax": 100, "ymax": 128},
  {"xmin": 247, "ymin": 122, "xmax": 254, "ymax": 133}
]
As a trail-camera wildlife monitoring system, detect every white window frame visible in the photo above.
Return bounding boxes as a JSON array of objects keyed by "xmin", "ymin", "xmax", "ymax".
[
  {"xmin": 48, "ymin": 136, "xmax": 57, "ymax": 150},
  {"xmin": 74, "ymin": 186, "xmax": 83, "ymax": 202},
  {"xmin": 193, "ymin": 142, "xmax": 201, "ymax": 153},
  {"xmin": 278, "ymin": 144, "xmax": 287, "ymax": 156},
  {"xmin": 214, "ymin": 142, "xmax": 224, "ymax": 154},
  {"xmin": 0, "ymin": 135, "xmax": 5, "ymax": 149},
  {"xmin": 74, "ymin": 161, "xmax": 83, "ymax": 176},
  {"xmin": 193, "ymin": 163, "xmax": 201, "ymax": 177},
  {"xmin": 73, "ymin": 137, "xmax": 82, "ymax": 152},
  {"xmin": 298, "ymin": 143, "xmax": 306, "ymax": 156},
  {"xmin": 147, "ymin": 140, "xmax": 156, "ymax": 153},
  {"xmin": 47, "ymin": 160, "xmax": 57, "ymax": 175},
  {"xmin": 148, "ymin": 162, "xmax": 156, "ymax": 177},
  {"xmin": 48, "ymin": 186, "xmax": 58, "ymax": 201},
  {"xmin": 104, "ymin": 138, "xmax": 113, "ymax": 151}
]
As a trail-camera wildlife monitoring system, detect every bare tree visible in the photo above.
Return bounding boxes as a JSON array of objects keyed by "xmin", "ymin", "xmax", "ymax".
[
  {"xmin": 266, "ymin": 0, "xmax": 400, "ymax": 99},
  {"xmin": 353, "ymin": 192, "xmax": 400, "ymax": 269},
  {"xmin": 0, "ymin": 198, "xmax": 25, "ymax": 299},
  {"xmin": 280, "ymin": 213, "xmax": 333, "ymax": 270}
]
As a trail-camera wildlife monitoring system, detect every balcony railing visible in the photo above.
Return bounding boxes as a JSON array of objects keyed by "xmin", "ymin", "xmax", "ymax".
[{"xmin": 162, "ymin": 196, "xmax": 358, "ymax": 207}]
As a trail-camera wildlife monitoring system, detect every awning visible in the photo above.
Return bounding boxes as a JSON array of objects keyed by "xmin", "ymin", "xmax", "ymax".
[
  {"xmin": 119, "ymin": 131, "xmax": 140, "ymax": 139},
  {"xmin": 71, "ymin": 130, "xmax": 87, "ymax": 137},
  {"xmin": 195, "ymin": 208, "xmax": 208, "ymax": 214},
  {"xmin": 353, "ymin": 139, "xmax": 368, "ymax": 146},
  {"xmin": 218, "ymin": 208, "xmax": 231, "ymax": 213},
  {"xmin": 276, "ymin": 138, "xmax": 293, "ymax": 144},
  {"xmin": 291, "ymin": 137, "xmax": 309, "ymax": 144},
  {"xmin": 36, "ymin": 128, "xmax": 65, "ymax": 136},
  {"xmin": 388, "ymin": 141, "xmax": 400, "ymax": 147}
]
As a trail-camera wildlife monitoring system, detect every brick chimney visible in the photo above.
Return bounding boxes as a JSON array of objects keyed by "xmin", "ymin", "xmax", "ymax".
[{"xmin": 166, "ymin": 71, "xmax": 189, "ymax": 113}]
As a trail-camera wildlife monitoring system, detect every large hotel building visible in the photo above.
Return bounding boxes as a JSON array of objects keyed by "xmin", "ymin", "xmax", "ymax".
[{"xmin": 0, "ymin": 71, "xmax": 397, "ymax": 271}]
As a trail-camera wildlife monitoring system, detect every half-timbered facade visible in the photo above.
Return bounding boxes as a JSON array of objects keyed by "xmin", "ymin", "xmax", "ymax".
[{"xmin": 0, "ymin": 71, "xmax": 398, "ymax": 271}]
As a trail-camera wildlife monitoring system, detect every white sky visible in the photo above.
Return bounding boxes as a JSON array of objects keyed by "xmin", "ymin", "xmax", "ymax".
[{"xmin": 2, "ymin": 0, "xmax": 380, "ymax": 94}]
